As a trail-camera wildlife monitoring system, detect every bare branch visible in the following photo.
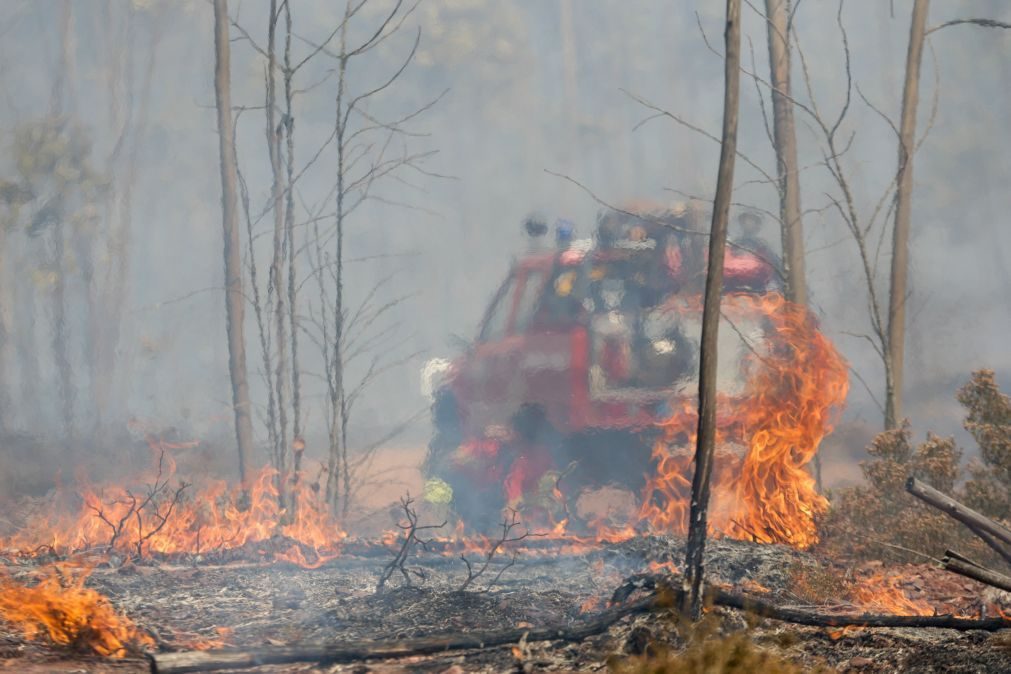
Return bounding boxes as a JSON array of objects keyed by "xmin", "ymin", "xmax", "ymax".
[{"xmin": 926, "ymin": 18, "xmax": 1011, "ymax": 36}]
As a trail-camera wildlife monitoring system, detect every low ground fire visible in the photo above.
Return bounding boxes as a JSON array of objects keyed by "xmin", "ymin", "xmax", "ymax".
[{"xmin": 2, "ymin": 1, "xmax": 1010, "ymax": 672}]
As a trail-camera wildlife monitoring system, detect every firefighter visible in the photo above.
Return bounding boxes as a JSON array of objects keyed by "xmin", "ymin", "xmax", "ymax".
[
  {"xmin": 500, "ymin": 404, "xmax": 566, "ymax": 528},
  {"xmin": 727, "ymin": 211, "xmax": 783, "ymax": 292}
]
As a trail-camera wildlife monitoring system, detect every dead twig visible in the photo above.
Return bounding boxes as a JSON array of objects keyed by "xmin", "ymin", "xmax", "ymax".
[
  {"xmin": 458, "ymin": 509, "xmax": 544, "ymax": 592},
  {"xmin": 375, "ymin": 494, "xmax": 445, "ymax": 594}
]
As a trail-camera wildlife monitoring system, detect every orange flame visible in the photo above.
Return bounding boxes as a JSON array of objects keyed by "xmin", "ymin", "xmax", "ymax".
[
  {"xmin": 0, "ymin": 564, "xmax": 154, "ymax": 657},
  {"xmin": 849, "ymin": 572, "xmax": 933, "ymax": 616},
  {"xmin": 3, "ymin": 442, "xmax": 345, "ymax": 567},
  {"xmin": 638, "ymin": 293, "xmax": 848, "ymax": 548}
]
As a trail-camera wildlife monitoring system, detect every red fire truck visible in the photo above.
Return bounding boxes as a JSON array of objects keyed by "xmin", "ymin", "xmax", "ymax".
[{"xmin": 424, "ymin": 204, "xmax": 781, "ymax": 529}]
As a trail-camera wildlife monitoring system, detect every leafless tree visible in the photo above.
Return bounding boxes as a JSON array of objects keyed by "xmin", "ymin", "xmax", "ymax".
[
  {"xmin": 763, "ymin": 0, "xmax": 822, "ymax": 486},
  {"xmin": 228, "ymin": 0, "xmax": 440, "ymax": 519},
  {"xmin": 885, "ymin": 0, "xmax": 929, "ymax": 430},
  {"xmin": 213, "ymin": 0, "xmax": 256, "ymax": 493},
  {"xmin": 764, "ymin": 0, "xmax": 805, "ymax": 308},
  {"xmin": 91, "ymin": 3, "xmax": 165, "ymax": 441},
  {"xmin": 884, "ymin": 3, "xmax": 1010, "ymax": 429},
  {"xmin": 683, "ymin": 0, "xmax": 741, "ymax": 622},
  {"xmin": 293, "ymin": 0, "xmax": 445, "ymax": 518},
  {"xmin": 89, "ymin": 445, "xmax": 190, "ymax": 560}
]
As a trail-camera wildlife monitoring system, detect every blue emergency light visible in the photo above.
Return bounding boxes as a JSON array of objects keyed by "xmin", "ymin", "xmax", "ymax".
[{"xmin": 555, "ymin": 219, "xmax": 575, "ymax": 248}]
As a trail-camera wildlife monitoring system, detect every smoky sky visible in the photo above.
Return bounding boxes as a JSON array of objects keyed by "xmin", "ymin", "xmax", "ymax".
[{"xmin": 0, "ymin": 0, "xmax": 1007, "ymax": 461}]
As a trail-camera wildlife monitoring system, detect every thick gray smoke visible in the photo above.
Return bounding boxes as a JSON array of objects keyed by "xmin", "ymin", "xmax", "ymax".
[{"xmin": 0, "ymin": 0, "xmax": 1007, "ymax": 484}]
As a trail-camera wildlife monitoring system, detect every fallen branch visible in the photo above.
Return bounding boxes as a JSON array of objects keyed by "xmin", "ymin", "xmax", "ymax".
[
  {"xmin": 942, "ymin": 553, "xmax": 1011, "ymax": 593},
  {"xmin": 612, "ymin": 575, "xmax": 1011, "ymax": 631},
  {"xmin": 148, "ymin": 594, "xmax": 657, "ymax": 674},
  {"xmin": 906, "ymin": 477, "xmax": 1011, "ymax": 566},
  {"xmin": 151, "ymin": 576, "xmax": 1011, "ymax": 673}
]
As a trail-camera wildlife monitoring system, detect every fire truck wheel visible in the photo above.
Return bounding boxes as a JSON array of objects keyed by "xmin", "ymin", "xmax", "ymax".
[{"xmin": 556, "ymin": 430, "xmax": 658, "ymax": 522}]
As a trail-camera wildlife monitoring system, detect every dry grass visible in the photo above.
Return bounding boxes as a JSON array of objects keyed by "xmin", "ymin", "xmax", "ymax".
[{"xmin": 610, "ymin": 625, "xmax": 822, "ymax": 674}]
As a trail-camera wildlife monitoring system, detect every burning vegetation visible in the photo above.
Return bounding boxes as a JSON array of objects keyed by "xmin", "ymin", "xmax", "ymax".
[
  {"xmin": 0, "ymin": 564, "xmax": 153, "ymax": 658},
  {"xmin": 1, "ymin": 0, "xmax": 1011, "ymax": 672},
  {"xmin": 639, "ymin": 293, "xmax": 848, "ymax": 548}
]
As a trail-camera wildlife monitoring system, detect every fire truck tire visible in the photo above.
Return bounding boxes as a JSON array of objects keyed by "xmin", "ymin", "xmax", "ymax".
[{"xmin": 556, "ymin": 429, "xmax": 658, "ymax": 506}]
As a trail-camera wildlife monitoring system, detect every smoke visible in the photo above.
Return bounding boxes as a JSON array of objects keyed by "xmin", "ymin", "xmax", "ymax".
[{"xmin": 0, "ymin": 0, "xmax": 1007, "ymax": 482}]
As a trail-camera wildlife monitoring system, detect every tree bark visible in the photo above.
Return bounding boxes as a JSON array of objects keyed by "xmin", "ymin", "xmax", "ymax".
[
  {"xmin": 906, "ymin": 477, "xmax": 1011, "ymax": 564},
  {"xmin": 942, "ymin": 555, "xmax": 1011, "ymax": 593},
  {"xmin": 683, "ymin": 0, "xmax": 741, "ymax": 621},
  {"xmin": 886, "ymin": 0, "xmax": 929, "ymax": 429},
  {"xmin": 266, "ymin": 0, "xmax": 291, "ymax": 511},
  {"xmin": 283, "ymin": 0, "xmax": 302, "ymax": 477},
  {"xmin": 325, "ymin": 6, "xmax": 350, "ymax": 513},
  {"xmin": 52, "ymin": 0, "xmax": 76, "ymax": 438},
  {"xmin": 213, "ymin": 0, "xmax": 256, "ymax": 492},
  {"xmin": 764, "ymin": 0, "xmax": 805, "ymax": 307},
  {"xmin": 765, "ymin": 0, "xmax": 820, "ymax": 489}
]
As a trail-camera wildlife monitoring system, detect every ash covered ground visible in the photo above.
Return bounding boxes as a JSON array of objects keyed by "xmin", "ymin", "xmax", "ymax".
[{"xmin": 2, "ymin": 536, "xmax": 1008, "ymax": 673}]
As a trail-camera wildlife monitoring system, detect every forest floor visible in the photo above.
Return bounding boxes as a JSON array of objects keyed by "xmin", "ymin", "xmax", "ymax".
[{"xmin": 2, "ymin": 536, "xmax": 1009, "ymax": 673}]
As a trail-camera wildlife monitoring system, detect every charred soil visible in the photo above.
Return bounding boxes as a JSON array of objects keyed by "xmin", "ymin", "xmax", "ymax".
[{"xmin": 2, "ymin": 536, "xmax": 1009, "ymax": 673}]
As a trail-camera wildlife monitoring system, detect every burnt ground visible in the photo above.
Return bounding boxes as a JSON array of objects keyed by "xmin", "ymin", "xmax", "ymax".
[{"xmin": 1, "ymin": 536, "xmax": 1009, "ymax": 673}]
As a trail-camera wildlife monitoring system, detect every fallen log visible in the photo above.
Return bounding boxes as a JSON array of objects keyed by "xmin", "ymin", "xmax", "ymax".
[
  {"xmin": 614, "ymin": 575, "xmax": 1011, "ymax": 631},
  {"xmin": 149, "ymin": 594, "xmax": 657, "ymax": 674},
  {"xmin": 943, "ymin": 555, "xmax": 1011, "ymax": 593},
  {"xmin": 151, "ymin": 578, "xmax": 1011, "ymax": 673},
  {"xmin": 906, "ymin": 477, "xmax": 1011, "ymax": 565}
]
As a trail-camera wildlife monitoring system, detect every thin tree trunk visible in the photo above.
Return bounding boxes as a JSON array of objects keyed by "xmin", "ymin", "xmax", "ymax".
[
  {"xmin": 764, "ymin": 0, "xmax": 805, "ymax": 306},
  {"xmin": 764, "ymin": 0, "xmax": 819, "ymax": 488},
  {"xmin": 13, "ymin": 252, "xmax": 40, "ymax": 429},
  {"xmin": 683, "ymin": 0, "xmax": 741, "ymax": 621},
  {"xmin": 325, "ymin": 8, "xmax": 350, "ymax": 512},
  {"xmin": 266, "ymin": 0, "xmax": 291, "ymax": 511},
  {"xmin": 213, "ymin": 0, "xmax": 256, "ymax": 492},
  {"xmin": 283, "ymin": 0, "xmax": 302, "ymax": 477},
  {"xmin": 50, "ymin": 225, "xmax": 74, "ymax": 437},
  {"xmin": 886, "ymin": 0, "xmax": 929, "ymax": 429},
  {"xmin": 0, "ymin": 204, "xmax": 11, "ymax": 431},
  {"xmin": 96, "ymin": 7, "xmax": 161, "ymax": 439},
  {"xmin": 52, "ymin": 1, "xmax": 76, "ymax": 439}
]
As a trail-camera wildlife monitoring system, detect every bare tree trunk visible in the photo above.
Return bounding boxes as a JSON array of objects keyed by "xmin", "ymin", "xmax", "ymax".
[
  {"xmin": 266, "ymin": 0, "xmax": 291, "ymax": 510},
  {"xmin": 0, "ymin": 230, "xmax": 9, "ymax": 432},
  {"xmin": 96, "ymin": 6, "xmax": 161, "ymax": 439},
  {"xmin": 325, "ymin": 8, "xmax": 350, "ymax": 512},
  {"xmin": 52, "ymin": 0, "xmax": 76, "ymax": 439},
  {"xmin": 886, "ymin": 0, "xmax": 929, "ymax": 429},
  {"xmin": 213, "ymin": 0, "xmax": 256, "ymax": 492},
  {"xmin": 683, "ymin": 0, "xmax": 741, "ymax": 621},
  {"xmin": 764, "ymin": 0, "xmax": 819, "ymax": 488},
  {"xmin": 283, "ymin": 0, "xmax": 302, "ymax": 476},
  {"xmin": 765, "ymin": 0, "xmax": 805, "ymax": 307},
  {"xmin": 13, "ymin": 254, "xmax": 40, "ymax": 429},
  {"xmin": 50, "ymin": 225, "xmax": 74, "ymax": 437}
]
